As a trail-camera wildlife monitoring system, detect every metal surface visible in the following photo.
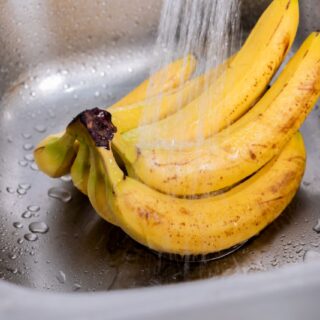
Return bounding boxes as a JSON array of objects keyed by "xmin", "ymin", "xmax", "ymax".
[{"xmin": 0, "ymin": 0, "xmax": 320, "ymax": 295}]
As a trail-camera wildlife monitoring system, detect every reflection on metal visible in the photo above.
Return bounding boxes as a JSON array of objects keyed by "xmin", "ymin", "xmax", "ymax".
[{"xmin": 0, "ymin": 0, "xmax": 319, "ymax": 293}]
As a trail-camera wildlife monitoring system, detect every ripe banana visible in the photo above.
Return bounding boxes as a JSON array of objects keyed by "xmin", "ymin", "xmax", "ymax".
[
  {"xmin": 66, "ymin": 109, "xmax": 305, "ymax": 255},
  {"xmin": 113, "ymin": 32, "xmax": 320, "ymax": 196},
  {"xmin": 122, "ymin": 0, "xmax": 299, "ymax": 146}
]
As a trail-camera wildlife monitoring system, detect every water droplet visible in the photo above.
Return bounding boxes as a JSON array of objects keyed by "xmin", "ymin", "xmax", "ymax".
[
  {"xmin": 22, "ymin": 132, "xmax": 32, "ymax": 139},
  {"xmin": 22, "ymin": 211, "xmax": 32, "ymax": 219},
  {"xmin": 34, "ymin": 124, "xmax": 46, "ymax": 133},
  {"xmin": 30, "ymin": 91, "xmax": 36, "ymax": 97},
  {"xmin": 13, "ymin": 222, "xmax": 23, "ymax": 229},
  {"xmin": 17, "ymin": 238, "xmax": 24, "ymax": 244},
  {"xmin": 73, "ymin": 283, "xmax": 81, "ymax": 291},
  {"xmin": 128, "ymin": 67, "xmax": 133, "ymax": 73},
  {"xmin": 303, "ymin": 250, "xmax": 320, "ymax": 263},
  {"xmin": 6, "ymin": 187, "xmax": 15, "ymax": 194},
  {"xmin": 48, "ymin": 187, "xmax": 72, "ymax": 203},
  {"xmin": 19, "ymin": 183, "xmax": 31, "ymax": 190},
  {"xmin": 7, "ymin": 136, "xmax": 13, "ymax": 143},
  {"xmin": 8, "ymin": 253, "xmax": 17, "ymax": 260},
  {"xmin": 313, "ymin": 219, "xmax": 320, "ymax": 233},
  {"xmin": 18, "ymin": 160, "xmax": 28, "ymax": 167},
  {"xmin": 17, "ymin": 188, "xmax": 27, "ymax": 195},
  {"xmin": 23, "ymin": 143, "xmax": 34, "ymax": 151},
  {"xmin": 27, "ymin": 205, "xmax": 40, "ymax": 212},
  {"xmin": 30, "ymin": 163, "xmax": 39, "ymax": 171},
  {"xmin": 24, "ymin": 154, "xmax": 34, "ymax": 161},
  {"xmin": 56, "ymin": 270, "xmax": 66, "ymax": 284},
  {"xmin": 94, "ymin": 91, "xmax": 100, "ymax": 97},
  {"xmin": 24, "ymin": 233, "xmax": 38, "ymax": 241},
  {"xmin": 60, "ymin": 175, "xmax": 72, "ymax": 182},
  {"xmin": 29, "ymin": 222, "xmax": 49, "ymax": 234}
]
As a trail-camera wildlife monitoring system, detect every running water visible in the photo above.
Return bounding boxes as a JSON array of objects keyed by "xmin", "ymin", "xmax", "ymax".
[
  {"xmin": 154, "ymin": 0, "xmax": 240, "ymax": 74},
  {"xmin": 138, "ymin": 0, "xmax": 241, "ymax": 145}
]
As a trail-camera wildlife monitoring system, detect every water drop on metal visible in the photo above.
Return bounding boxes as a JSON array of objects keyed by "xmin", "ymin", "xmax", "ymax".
[
  {"xmin": 19, "ymin": 183, "xmax": 31, "ymax": 190},
  {"xmin": 21, "ymin": 211, "xmax": 32, "ymax": 219},
  {"xmin": 313, "ymin": 219, "xmax": 320, "ymax": 233},
  {"xmin": 18, "ymin": 160, "xmax": 28, "ymax": 167},
  {"xmin": 60, "ymin": 175, "xmax": 72, "ymax": 182},
  {"xmin": 30, "ymin": 163, "xmax": 39, "ymax": 171},
  {"xmin": 24, "ymin": 154, "xmax": 34, "ymax": 161},
  {"xmin": 73, "ymin": 283, "xmax": 81, "ymax": 291},
  {"xmin": 24, "ymin": 233, "xmax": 38, "ymax": 242},
  {"xmin": 56, "ymin": 270, "xmax": 66, "ymax": 284},
  {"xmin": 8, "ymin": 253, "xmax": 17, "ymax": 260},
  {"xmin": 29, "ymin": 222, "xmax": 49, "ymax": 234},
  {"xmin": 13, "ymin": 222, "xmax": 23, "ymax": 229},
  {"xmin": 6, "ymin": 187, "xmax": 15, "ymax": 194},
  {"xmin": 22, "ymin": 132, "xmax": 32, "ymax": 139},
  {"xmin": 23, "ymin": 143, "xmax": 34, "ymax": 151},
  {"xmin": 17, "ymin": 188, "xmax": 27, "ymax": 195},
  {"xmin": 34, "ymin": 124, "xmax": 47, "ymax": 133},
  {"xmin": 48, "ymin": 187, "xmax": 72, "ymax": 203},
  {"xmin": 27, "ymin": 205, "xmax": 40, "ymax": 212},
  {"xmin": 303, "ymin": 250, "xmax": 320, "ymax": 263}
]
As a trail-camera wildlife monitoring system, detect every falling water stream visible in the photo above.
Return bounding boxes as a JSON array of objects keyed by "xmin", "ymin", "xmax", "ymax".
[{"xmin": 137, "ymin": 0, "xmax": 241, "ymax": 143}]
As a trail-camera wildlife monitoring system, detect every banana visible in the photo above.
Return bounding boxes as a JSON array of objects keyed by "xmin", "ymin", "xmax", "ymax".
[
  {"xmin": 33, "ymin": 132, "xmax": 78, "ymax": 178},
  {"xmin": 34, "ymin": 55, "xmax": 197, "ymax": 177},
  {"xmin": 112, "ymin": 32, "xmax": 320, "ymax": 196},
  {"xmin": 122, "ymin": 0, "xmax": 299, "ymax": 146},
  {"xmin": 70, "ymin": 143, "xmax": 90, "ymax": 194},
  {"xmin": 66, "ymin": 109, "xmax": 305, "ymax": 255}
]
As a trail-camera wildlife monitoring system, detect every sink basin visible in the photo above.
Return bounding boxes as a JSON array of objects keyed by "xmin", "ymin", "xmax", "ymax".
[{"xmin": 0, "ymin": 0, "xmax": 320, "ymax": 319}]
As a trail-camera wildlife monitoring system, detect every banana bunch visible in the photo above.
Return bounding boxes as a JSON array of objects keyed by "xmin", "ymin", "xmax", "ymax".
[{"xmin": 34, "ymin": 0, "xmax": 320, "ymax": 255}]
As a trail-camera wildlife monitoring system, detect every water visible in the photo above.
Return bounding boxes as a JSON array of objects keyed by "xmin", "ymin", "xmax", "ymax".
[
  {"xmin": 29, "ymin": 222, "xmax": 49, "ymax": 234},
  {"xmin": 27, "ymin": 205, "xmax": 40, "ymax": 212},
  {"xmin": 19, "ymin": 183, "xmax": 31, "ymax": 190},
  {"xmin": 139, "ymin": 0, "xmax": 241, "ymax": 130},
  {"xmin": 154, "ymin": 0, "xmax": 240, "ymax": 72},
  {"xmin": 56, "ymin": 270, "xmax": 66, "ymax": 284},
  {"xmin": 13, "ymin": 222, "xmax": 23, "ymax": 229},
  {"xmin": 48, "ymin": 187, "xmax": 72, "ymax": 203},
  {"xmin": 23, "ymin": 143, "xmax": 34, "ymax": 151},
  {"xmin": 303, "ymin": 250, "xmax": 320, "ymax": 263},
  {"xmin": 24, "ymin": 233, "xmax": 38, "ymax": 242},
  {"xmin": 313, "ymin": 219, "xmax": 320, "ymax": 233},
  {"xmin": 21, "ymin": 211, "xmax": 32, "ymax": 219}
]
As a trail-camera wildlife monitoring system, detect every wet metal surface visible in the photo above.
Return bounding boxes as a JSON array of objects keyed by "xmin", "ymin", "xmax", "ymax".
[{"xmin": 0, "ymin": 0, "xmax": 320, "ymax": 292}]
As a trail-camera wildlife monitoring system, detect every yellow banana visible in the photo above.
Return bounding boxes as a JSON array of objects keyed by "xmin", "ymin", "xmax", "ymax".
[
  {"xmin": 123, "ymin": 0, "xmax": 299, "ymax": 146},
  {"xmin": 33, "ymin": 132, "xmax": 78, "ymax": 178},
  {"xmin": 66, "ymin": 110, "xmax": 305, "ymax": 255},
  {"xmin": 112, "ymin": 32, "xmax": 320, "ymax": 196},
  {"xmin": 70, "ymin": 143, "xmax": 90, "ymax": 194}
]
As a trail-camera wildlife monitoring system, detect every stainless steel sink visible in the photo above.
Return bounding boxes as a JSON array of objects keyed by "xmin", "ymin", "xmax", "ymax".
[{"xmin": 1, "ymin": 0, "xmax": 320, "ymax": 319}]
